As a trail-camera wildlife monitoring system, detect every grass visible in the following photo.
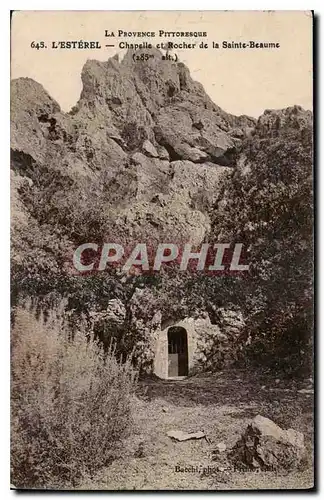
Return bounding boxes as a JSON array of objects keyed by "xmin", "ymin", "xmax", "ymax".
[
  {"xmin": 84, "ymin": 369, "xmax": 314, "ymax": 490},
  {"xmin": 11, "ymin": 306, "xmax": 138, "ymax": 489},
  {"xmin": 10, "ymin": 306, "xmax": 313, "ymax": 490}
]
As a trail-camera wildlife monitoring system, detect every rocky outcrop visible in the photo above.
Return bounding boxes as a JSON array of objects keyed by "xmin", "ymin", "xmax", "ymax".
[
  {"xmin": 11, "ymin": 78, "xmax": 61, "ymax": 165},
  {"xmin": 154, "ymin": 104, "xmax": 236, "ymax": 165},
  {"xmin": 10, "ymin": 48, "xmax": 313, "ymax": 376},
  {"xmin": 142, "ymin": 139, "xmax": 159, "ymax": 158},
  {"xmin": 11, "ymin": 48, "xmax": 259, "ymax": 266},
  {"xmin": 228, "ymin": 415, "xmax": 305, "ymax": 471},
  {"xmin": 191, "ymin": 309, "xmax": 245, "ymax": 372},
  {"xmin": 12, "ymin": 48, "xmax": 313, "ymax": 273},
  {"xmin": 254, "ymin": 105, "xmax": 312, "ymax": 140}
]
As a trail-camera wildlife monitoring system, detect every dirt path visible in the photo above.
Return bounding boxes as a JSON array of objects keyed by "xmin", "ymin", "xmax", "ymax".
[{"xmin": 85, "ymin": 370, "xmax": 314, "ymax": 490}]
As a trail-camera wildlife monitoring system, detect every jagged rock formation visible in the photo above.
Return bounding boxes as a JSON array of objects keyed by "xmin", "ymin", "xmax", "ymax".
[
  {"xmin": 10, "ymin": 48, "xmax": 313, "ymax": 375},
  {"xmin": 228, "ymin": 415, "xmax": 306, "ymax": 471},
  {"xmin": 11, "ymin": 49, "xmax": 312, "ymax": 264},
  {"xmin": 254, "ymin": 105, "xmax": 312, "ymax": 140},
  {"xmin": 11, "ymin": 48, "xmax": 258, "ymax": 266}
]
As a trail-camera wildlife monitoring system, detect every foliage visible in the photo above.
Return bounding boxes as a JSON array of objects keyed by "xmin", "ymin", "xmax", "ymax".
[
  {"xmin": 121, "ymin": 121, "xmax": 148, "ymax": 151},
  {"xmin": 210, "ymin": 126, "xmax": 313, "ymax": 373},
  {"xmin": 11, "ymin": 306, "xmax": 138, "ymax": 489},
  {"xmin": 11, "ymin": 110, "xmax": 313, "ymax": 375}
]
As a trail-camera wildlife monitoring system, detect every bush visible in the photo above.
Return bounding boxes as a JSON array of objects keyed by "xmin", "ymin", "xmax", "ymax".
[
  {"xmin": 11, "ymin": 306, "xmax": 138, "ymax": 489},
  {"xmin": 209, "ymin": 114, "xmax": 313, "ymax": 372}
]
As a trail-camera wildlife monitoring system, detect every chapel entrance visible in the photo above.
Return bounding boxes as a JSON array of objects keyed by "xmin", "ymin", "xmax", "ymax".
[{"xmin": 167, "ymin": 326, "xmax": 188, "ymax": 377}]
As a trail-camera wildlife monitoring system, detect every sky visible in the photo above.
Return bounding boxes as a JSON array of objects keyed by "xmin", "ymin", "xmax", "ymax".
[{"xmin": 11, "ymin": 10, "xmax": 313, "ymax": 118}]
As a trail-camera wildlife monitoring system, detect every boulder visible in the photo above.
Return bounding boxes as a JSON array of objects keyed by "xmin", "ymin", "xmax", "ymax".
[
  {"xmin": 154, "ymin": 105, "xmax": 236, "ymax": 165},
  {"xmin": 156, "ymin": 144, "xmax": 169, "ymax": 160},
  {"xmin": 168, "ymin": 160, "xmax": 230, "ymax": 207},
  {"xmin": 228, "ymin": 415, "xmax": 305, "ymax": 471},
  {"xmin": 254, "ymin": 105, "xmax": 312, "ymax": 140}
]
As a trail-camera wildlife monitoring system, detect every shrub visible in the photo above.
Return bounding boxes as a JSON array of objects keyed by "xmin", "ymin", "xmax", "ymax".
[
  {"xmin": 11, "ymin": 307, "xmax": 137, "ymax": 489},
  {"xmin": 209, "ymin": 116, "xmax": 313, "ymax": 373},
  {"xmin": 121, "ymin": 121, "xmax": 148, "ymax": 151}
]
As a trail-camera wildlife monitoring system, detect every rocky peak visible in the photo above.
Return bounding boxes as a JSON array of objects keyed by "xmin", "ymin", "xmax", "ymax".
[
  {"xmin": 11, "ymin": 48, "xmax": 312, "ymax": 269},
  {"xmin": 254, "ymin": 105, "xmax": 312, "ymax": 140},
  {"xmin": 70, "ymin": 48, "xmax": 256, "ymax": 164}
]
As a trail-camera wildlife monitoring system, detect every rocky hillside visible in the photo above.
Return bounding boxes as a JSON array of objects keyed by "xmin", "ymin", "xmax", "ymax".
[
  {"xmin": 10, "ymin": 48, "xmax": 313, "ymax": 373},
  {"xmin": 11, "ymin": 48, "xmax": 258, "ymax": 264},
  {"xmin": 11, "ymin": 48, "xmax": 312, "ymax": 260}
]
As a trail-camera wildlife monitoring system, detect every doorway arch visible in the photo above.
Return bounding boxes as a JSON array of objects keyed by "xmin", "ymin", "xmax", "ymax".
[{"xmin": 167, "ymin": 326, "xmax": 188, "ymax": 377}]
